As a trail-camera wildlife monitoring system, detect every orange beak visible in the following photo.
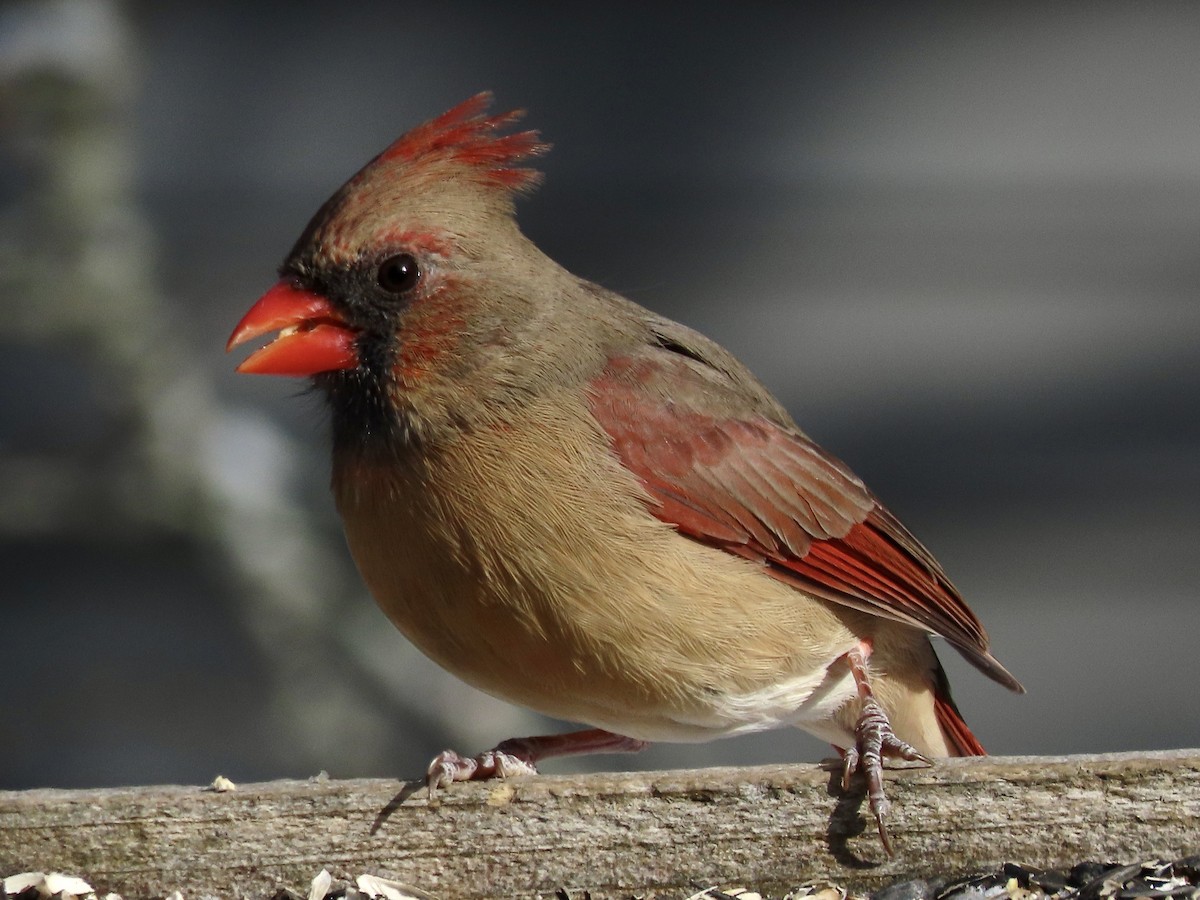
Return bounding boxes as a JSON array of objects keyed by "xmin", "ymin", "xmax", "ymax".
[{"xmin": 226, "ymin": 280, "xmax": 359, "ymax": 376}]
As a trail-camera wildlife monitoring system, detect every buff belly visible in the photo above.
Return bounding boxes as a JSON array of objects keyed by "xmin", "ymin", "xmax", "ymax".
[{"xmin": 334, "ymin": 434, "xmax": 866, "ymax": 746}]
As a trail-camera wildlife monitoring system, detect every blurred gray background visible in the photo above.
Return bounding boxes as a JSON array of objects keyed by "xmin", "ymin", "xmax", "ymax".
[{"xmin": 2, "ymin": 1, "xmax": 1197, "ymax": 790}]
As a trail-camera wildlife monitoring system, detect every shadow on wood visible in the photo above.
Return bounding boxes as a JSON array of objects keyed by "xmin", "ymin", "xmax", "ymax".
[{"xmin": 1, "ymin": 750, "xmax": 1197, "ymax": 899}]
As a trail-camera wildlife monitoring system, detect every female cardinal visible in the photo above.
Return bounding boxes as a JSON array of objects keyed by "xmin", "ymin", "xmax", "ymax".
[{"xmin": 227, "ymin": 93, "xmax": 1022, "ymax": 851}]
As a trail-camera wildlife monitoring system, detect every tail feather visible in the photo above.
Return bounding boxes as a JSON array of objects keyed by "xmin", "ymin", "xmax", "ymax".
[
  {"xmin": 934, "ymin": 692, "xmax": 986, "ymax": 756},
  {"xmin": 932, "ymin": 660, "xmax": 986, "ymax": 756}
]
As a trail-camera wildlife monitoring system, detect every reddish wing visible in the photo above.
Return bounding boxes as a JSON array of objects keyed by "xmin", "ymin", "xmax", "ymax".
[{"xmin": 587, "ymin": 353, "xmax": 1022, "ymax": 692}]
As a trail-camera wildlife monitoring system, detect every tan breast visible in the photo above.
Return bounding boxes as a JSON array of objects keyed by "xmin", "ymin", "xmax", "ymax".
[{"xmin": 333, "ymin": 392, "xmax": 866, "ymax": 742}]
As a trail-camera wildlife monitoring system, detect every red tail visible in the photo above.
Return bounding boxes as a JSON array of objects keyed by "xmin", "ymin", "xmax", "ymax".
[
  {"xmin": 935, "ymin": 693, "xmax": 986, "ymax": 756},
  {"xmin": 932, "ymin": 658, "xmax": 986, "ymax": 756}
]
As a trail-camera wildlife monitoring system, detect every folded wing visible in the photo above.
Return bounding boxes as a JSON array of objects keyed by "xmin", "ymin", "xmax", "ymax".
[{"xmin": 587, "ymin": 341, "xmax": 1022, "ymax": 694}]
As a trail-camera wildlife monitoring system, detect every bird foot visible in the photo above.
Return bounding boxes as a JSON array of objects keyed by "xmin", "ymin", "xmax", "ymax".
[
  {"xmin": 840, "ymin": 695, "xmax": 931, "ymax": 855},
  {"xmin": 424, "ymin": 729, "xmax": 648, "ymax": 798},
  {"xmin": 426, "ymin": 741, "xmax": 540, "ymax": 795}
]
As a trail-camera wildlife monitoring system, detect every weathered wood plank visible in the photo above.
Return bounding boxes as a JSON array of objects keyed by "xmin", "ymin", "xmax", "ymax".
[{"xmin": 2, "ymin": 750, "xmax": 1198, "ymax": 899}]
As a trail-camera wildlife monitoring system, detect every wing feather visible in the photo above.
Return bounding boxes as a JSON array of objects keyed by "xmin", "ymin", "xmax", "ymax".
[{"xmin": 588, "ymin": 351, "xmax": 1023, "ymax": 693}]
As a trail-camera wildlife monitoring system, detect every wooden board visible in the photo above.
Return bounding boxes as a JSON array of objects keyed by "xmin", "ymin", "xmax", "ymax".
[{"xmin": 2, "ymin": 750, "xmax": 1198, "ymax": 899}]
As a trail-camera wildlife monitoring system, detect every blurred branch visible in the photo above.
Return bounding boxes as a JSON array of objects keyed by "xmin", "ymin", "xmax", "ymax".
[{"xmin": 0, "ymin": 0, "xmax": 476, "ymax": 774}]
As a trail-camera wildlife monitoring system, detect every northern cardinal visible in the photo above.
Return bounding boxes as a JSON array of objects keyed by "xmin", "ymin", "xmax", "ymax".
[{"xmin": 227, "ymin": 93, "xmax": 1022, "ymax": 851}]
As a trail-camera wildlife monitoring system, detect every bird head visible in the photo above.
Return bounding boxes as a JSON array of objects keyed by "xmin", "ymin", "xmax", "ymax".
[{"xmin": 226, "ymin": 93, "xmax": 568, "ymax": 449}]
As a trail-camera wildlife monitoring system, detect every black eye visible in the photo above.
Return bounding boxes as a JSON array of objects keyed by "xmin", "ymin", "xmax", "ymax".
[{"xmin": 377, "ymin": 253, "xmax": 420, "ymax": 294}]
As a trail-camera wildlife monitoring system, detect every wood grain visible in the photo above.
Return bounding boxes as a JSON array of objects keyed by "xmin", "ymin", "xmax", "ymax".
[{"xmin": 2, "ymin": 750, "xmax": 1197, "ymax": 899}]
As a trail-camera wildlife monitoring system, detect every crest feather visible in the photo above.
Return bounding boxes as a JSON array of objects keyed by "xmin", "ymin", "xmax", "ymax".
[{"xmin": 377, "ymin": 92, "xmax": 549, "ymax": 191}]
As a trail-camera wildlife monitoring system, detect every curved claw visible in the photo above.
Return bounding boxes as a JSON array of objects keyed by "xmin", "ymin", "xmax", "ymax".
[
  {"xmin": 426, "ymin": 749, "xmax": 475, "ymax": 796},
  {"xmin": 422, "ymin": 729, "xmax": 647, "ymax": 801},
  {"xmin": 842, "ymin": 695, "xmax": 931, "ymax": 855},
  {"xmin": 425, "ymin": 747, "xmax": 539, "ymax": 798},
  {"xmin": 422, "ymin": 728, "xmax": 647, "ymax": 799}
]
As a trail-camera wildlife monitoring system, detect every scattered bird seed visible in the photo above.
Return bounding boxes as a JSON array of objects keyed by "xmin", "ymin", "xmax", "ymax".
[{"xmin": 4, "ymin": 856, "xmax": 1199, "ymax": 900}]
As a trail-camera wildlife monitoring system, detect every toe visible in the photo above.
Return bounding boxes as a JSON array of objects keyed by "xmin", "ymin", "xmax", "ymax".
[{"xmin": 425, "ymin": 749, "xmax": 477, "ymax": 794}]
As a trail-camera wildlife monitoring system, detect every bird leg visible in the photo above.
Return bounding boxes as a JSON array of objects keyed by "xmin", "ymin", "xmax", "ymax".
[
  {"xmin": 426, "ymin": 728, "xmax": 648, "ymax": 795},
  {"xmin": 839, "ymin": 640, "xmax": 930, "ymax": 855}
]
